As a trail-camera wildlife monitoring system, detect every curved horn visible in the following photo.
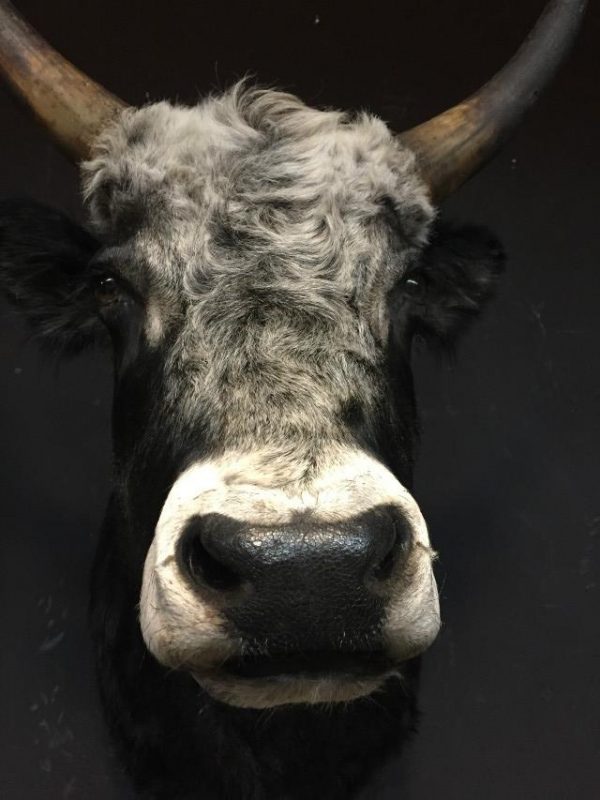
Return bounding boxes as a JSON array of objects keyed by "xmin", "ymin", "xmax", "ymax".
[
  {"xmin": 0, "ymin": 0, "xmax": 126, "ymax": 161},
  {"xmin": 400, "ymin": 0, "xmax": 588, "ymax": 202}
]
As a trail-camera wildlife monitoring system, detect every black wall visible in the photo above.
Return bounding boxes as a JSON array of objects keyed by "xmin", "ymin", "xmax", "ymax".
[{"xmin": 1, "ymin": 1, "xmax": 598, "ymax": 798}]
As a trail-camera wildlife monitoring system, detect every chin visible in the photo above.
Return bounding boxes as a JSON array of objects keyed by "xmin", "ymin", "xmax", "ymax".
[{"xmin": 194, "ymin": 672, "xmax": 389, "ymax": 709}]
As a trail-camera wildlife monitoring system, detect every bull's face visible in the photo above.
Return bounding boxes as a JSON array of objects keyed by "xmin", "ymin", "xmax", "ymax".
[
  {"xmin": 0, "ymin": 88, "xmax": 504, "ymax": 708},
  {"xmin": 2, "ymin": 0, "xmax": 581, "ymax": 714}
]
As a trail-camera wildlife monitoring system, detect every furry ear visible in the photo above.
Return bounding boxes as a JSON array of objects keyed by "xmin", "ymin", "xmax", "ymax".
[
  {"xmin": 393, "ymin": 221, "xmax": 505, "ymax": 348},
  {"xmin": 0, "ymin": 199, "xmax": 102, "ymax": 353}
]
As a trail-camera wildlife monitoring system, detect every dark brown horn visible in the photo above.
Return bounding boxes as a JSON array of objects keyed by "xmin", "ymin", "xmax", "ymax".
[
  {"xmin": 0, "ymin": 0, "xmax": 126, "ymax": 161},
  {"xmin": 399, "ymin": 0, "xmax": 588, "ymax": 202}
]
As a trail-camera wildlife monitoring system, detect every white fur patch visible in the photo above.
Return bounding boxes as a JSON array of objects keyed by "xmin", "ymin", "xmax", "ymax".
[
  {"xmin": 139, "ymin": 446, "xmax": 440, "ymax": 707},
  {"xmin": 196, "ymin": 673, "xmax": 387, "ymax": 710}
]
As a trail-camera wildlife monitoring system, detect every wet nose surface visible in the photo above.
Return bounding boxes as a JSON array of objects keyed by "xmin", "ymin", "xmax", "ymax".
[{"xmin": 178, "ymin": 507, "xmax": 409, "ymax": 649}]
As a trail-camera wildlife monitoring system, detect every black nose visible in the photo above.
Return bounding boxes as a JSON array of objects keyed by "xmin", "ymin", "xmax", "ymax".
[{"xmin": 178, "ymin": 507, "xmax": 408, "ymax": 650}]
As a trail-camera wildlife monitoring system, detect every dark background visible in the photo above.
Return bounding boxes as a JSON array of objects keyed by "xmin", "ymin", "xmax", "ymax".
[{"xmin": 1, "ymin": 1, "xmax": 598, "ymax": 798}]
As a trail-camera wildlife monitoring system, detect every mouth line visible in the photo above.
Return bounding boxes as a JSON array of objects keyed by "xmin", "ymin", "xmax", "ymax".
[{"xmin": 216, "ymin": 651, "xmax": 393, "ymax": 680}]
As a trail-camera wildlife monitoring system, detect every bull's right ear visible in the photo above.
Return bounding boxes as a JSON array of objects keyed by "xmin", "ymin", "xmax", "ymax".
[{"xmin": 0, "ymin": 199, "xmax": 102, "ymax": 353}]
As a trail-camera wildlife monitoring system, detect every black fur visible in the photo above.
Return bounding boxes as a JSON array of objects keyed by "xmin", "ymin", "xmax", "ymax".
[
  {"xmin": 0, "ymin": 199, "xmax": 102, "ymax": 353},
  {"xmin": 392, "ymin": 221, "xmax": 505, "ymax": 349}
]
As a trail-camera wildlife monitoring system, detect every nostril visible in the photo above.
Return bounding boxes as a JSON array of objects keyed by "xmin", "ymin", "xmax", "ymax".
[
  {"xmin": 179, "ymin": 523, "xmax": 242, "ymax": 592},
  {"xmin": 371, "ymin": 515, "xmax": 410, "ymax": 583},
  {"xmin": 373, "ymin": 544, "xmax": 396, "ymax": 582}
]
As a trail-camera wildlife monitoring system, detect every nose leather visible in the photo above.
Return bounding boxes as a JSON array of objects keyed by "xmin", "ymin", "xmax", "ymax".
[{"xmin": 180, "ymin": 507, "xmax": 406, "ymax": 651}]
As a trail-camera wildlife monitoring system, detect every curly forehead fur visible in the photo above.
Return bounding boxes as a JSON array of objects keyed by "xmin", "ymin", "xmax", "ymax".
[{"xmin": 82, "ymin": 84, "xmax": 434, "ymax": 460}]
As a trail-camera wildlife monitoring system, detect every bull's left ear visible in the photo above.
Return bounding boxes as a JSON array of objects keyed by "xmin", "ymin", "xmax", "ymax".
[
  {"xmin": 393, "ymin": 221, "xmax": 505, "ymax": 348},
  {"xmin": 0, "ymin": 198, "xmax": 102, "ymax": 353}
]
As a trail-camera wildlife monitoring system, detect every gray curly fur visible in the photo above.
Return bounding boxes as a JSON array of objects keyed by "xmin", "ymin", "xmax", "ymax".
[{"xmin": 82, "ymin": 84, "xmax": 434, "ymax": 462}]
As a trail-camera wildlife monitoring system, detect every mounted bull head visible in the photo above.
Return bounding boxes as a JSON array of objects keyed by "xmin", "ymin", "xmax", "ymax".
[{"xmin": 0, "ymin": 0, "xmax": 587, "ymax": 795}]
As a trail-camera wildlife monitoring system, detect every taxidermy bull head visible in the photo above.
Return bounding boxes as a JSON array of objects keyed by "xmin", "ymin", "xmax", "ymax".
[{"xmin": 0, "ymin": 1, "xmax": 586, "ymax": 797}]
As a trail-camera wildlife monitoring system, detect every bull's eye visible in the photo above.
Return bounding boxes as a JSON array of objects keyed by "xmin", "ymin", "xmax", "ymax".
[
  {"xmin": 93, "ymin": 274, "xmax": 121, "ymax": 305},
  {"xmin": 403, "ymin": 275, "xmax": 425, "ymax": 299}
]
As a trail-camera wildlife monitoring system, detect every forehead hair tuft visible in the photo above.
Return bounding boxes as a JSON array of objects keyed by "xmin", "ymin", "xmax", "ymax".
[{"xmin": 82, "ymin": 81, "xmax": 433, "ymax": 244}]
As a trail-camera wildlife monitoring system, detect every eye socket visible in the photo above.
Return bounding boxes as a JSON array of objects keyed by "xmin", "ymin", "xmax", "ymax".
[{"xmin": 93, "ymin": 274, "xmax": 122, "ymax": 306}]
